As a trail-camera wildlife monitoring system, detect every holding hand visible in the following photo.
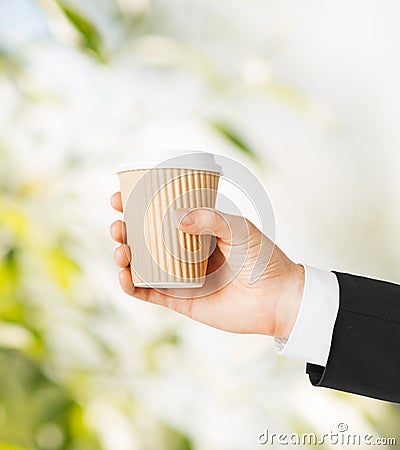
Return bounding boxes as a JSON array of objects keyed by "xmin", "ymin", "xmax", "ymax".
[{"xmin": 110, "ymin": 192, "xmax": 304, "ymax": 340}]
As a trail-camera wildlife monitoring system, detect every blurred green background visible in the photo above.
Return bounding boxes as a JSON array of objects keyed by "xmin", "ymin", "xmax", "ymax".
[{"xmin": 1, "ymin": 0, "xmax": 399, "ymax": 449}]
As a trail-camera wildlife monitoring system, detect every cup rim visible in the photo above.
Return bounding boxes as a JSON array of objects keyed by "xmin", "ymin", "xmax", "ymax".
[{"xmin": 116, "ymin": 150, "xmax": 223, "ymax": 175}]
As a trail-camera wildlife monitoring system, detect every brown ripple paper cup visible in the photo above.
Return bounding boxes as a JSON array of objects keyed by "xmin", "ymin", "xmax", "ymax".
[{"xmin": 117, "ymin": 152, "xmax": 221, "ymax": 288}]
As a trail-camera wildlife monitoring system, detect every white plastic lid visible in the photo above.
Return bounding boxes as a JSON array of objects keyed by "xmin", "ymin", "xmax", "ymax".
[{"xmin": 116, "ymin": 149, "xmax": 222, "ymax": 174}]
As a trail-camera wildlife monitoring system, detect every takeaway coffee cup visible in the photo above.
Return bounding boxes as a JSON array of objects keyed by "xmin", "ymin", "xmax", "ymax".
[{"xmin": 117, "ymin": 151, "xmax": 222, "ymax": 288}]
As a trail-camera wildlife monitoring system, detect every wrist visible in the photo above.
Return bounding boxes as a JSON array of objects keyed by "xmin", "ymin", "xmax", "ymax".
[{"xmin": 274, "ymin": 263, "xmax": 305, "ymax": 340}]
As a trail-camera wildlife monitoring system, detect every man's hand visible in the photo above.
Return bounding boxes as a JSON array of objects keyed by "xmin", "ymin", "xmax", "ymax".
[{"xmin": 110, "ymin": 192, "xmax": 304, "ymax": 340}]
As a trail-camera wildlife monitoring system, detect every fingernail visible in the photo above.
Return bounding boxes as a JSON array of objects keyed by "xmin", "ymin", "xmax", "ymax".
[{"xmin": 173, "ymin": 208, "xmax": 195, "ymax": 227}]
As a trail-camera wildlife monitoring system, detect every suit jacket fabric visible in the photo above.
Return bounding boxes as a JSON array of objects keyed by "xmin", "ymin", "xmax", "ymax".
[{"xmin": 306, "ymin": 271, "xmax": 400, "ymax": 403}]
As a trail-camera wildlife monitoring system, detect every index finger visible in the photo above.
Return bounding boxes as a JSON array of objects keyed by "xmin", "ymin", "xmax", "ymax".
[{"xmin": 110, "ymin": 192, "xmax": 123, "ymax": 213}]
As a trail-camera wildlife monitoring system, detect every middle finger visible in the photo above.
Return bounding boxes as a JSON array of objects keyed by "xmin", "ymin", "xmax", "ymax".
[
  {"xmin": 114, "ymin": 244, "xmax": 131, "ymax": 268},
  {"xmin": 110, "ymin": 220, "xmax": 126, "ymax": 244}
]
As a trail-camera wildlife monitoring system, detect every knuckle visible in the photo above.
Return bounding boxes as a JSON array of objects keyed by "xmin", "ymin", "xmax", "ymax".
[
  {"xmin": 192, "ymin": 208, "xmax": 217, "ymax": 233},
  {"xmin": 209, "ymin": 210, "xmax": 220, "ymax": 228},
  {"xmin": 200, "ymin": 208, "xmax": 218, "ymax": 229}
]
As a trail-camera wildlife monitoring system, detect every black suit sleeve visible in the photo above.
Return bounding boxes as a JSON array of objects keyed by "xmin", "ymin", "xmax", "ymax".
[{"xmin": 306, "ymin": 271, "xmax": 400, "ymax": 403}]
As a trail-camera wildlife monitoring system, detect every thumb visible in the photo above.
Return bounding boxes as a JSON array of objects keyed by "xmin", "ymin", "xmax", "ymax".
[
  {"xmin": 173, "ymin": 208, "xmax": 249, "ymax": 246},
  {"xmin": 173, "ymin": 208, "xmax": 272, "ymax": 284}
]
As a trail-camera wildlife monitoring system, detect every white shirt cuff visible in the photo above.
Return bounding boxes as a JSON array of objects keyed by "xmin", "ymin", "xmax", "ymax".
[{"xmin": 275, "ymin": 265, "xmax": 340, "ymax": 366}]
